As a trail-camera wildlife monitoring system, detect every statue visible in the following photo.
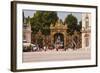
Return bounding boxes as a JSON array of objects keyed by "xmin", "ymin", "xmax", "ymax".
[
  {"xmin": 56, "ymin": 36, "xmax": 61, "ymax": 43},
  {"xmin": 55, "ymin": 35, "xmax": 63, "ymax": 50}
]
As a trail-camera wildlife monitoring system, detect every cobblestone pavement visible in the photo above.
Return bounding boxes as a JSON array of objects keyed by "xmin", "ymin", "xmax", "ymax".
[{"xmin": 22, "ymin": 48, "xmax": 91, "ymax": 62}]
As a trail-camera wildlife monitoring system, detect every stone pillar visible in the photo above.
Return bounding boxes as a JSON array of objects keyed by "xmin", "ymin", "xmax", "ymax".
[
  {"xmin": 50, "ymin": 32, "xmax": 54, "ymax": 45},
  {"xmin": 82, "ymin": 32, "xmax": 85, "ymax": 49},
  {"xmin": 64, "ymin": 36, "xmax": 66, "ymax": 48}
]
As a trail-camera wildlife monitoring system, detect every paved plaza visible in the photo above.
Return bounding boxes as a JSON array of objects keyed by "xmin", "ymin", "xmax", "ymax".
[{"xmin": 22, "ymin": 48, "xmax": 91, "ymax": 62}]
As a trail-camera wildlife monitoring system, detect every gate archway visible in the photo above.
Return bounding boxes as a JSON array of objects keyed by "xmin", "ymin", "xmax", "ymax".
[{"xmin": 50, "ymin": 19, "xmax": 67, "ymax": 48}]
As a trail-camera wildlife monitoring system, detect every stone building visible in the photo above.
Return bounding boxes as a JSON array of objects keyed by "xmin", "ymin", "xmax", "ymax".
[
  {"xmin": 82, "ymin": 13, "xmax": 91, "ymax": 49},
  {"xmin": 23, "ymin": 17, "xmax": 32, "ymax": 44}
]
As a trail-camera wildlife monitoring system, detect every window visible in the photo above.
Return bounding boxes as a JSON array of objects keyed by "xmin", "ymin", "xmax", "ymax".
[{"xmin": 85, "ymin": 38, "xmax": 89, "ymax": 47}]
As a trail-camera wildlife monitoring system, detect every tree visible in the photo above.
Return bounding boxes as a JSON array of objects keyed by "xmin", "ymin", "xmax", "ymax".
[
  {"xmin": 64, "ymin": 14, "xmax": 82, "ymax": 49},
  {"xmin": 35, "ymin": 30, "xmax": 44, "ymax": 48},
  {"xmin": 64, "ymin": 14, "xmax": 82, "ymax": 35},
  {"xmin": 64, "ymin": 14, "xmax": 78, "ymax": 35},
  {"xmin": 30, "ymin": 11, "xmax": 58, "ymax": 36},
  {"xmin": 30, "ymin": 11, "xmax": 44, "ymax": 35}
]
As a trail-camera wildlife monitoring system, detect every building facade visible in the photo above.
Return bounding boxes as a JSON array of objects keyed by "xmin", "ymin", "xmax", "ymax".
[
  {"xmin": 82, "ymin": 13, "xmax": 91, "ymax": 49},
  {"xmin": 23, "ymin": 18, "xmax": 31, "ymax": 43}
]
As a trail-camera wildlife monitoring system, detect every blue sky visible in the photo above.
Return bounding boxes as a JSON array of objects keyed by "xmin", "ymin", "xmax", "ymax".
[{"xmin": 23, "ymin": 10, "xmax": 82, "ymax": 24}]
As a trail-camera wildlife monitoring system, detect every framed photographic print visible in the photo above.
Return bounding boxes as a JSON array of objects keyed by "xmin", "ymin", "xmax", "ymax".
[{"xmin": 11, "ymin": 1, "xmax": 98, "ymax": 72}]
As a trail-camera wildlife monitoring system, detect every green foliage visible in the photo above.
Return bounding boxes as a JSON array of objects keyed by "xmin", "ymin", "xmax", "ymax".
[
  {"xmin": 65, "ymin": 14, "xmax": 77, "ymax": 25},
  {"xmin": 36, "ymin": 36, "xmax": 43, "ymax": 45},
  {"xmin": 64, "ymin": 14, "xmax": 81, "ymax": 35},
  {"xmin": 30, "ymin": 11, "xmax": 58, "ymax": 36}
]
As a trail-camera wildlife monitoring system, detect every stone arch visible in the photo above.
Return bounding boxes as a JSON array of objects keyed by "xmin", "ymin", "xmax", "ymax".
[
  {"xmin": 50, "ymin": 31, "xmax": 66, "ymax": 48},
  {"xmin": 50, "ymin": 19, "xmax": 67, "ymax": 48}
]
